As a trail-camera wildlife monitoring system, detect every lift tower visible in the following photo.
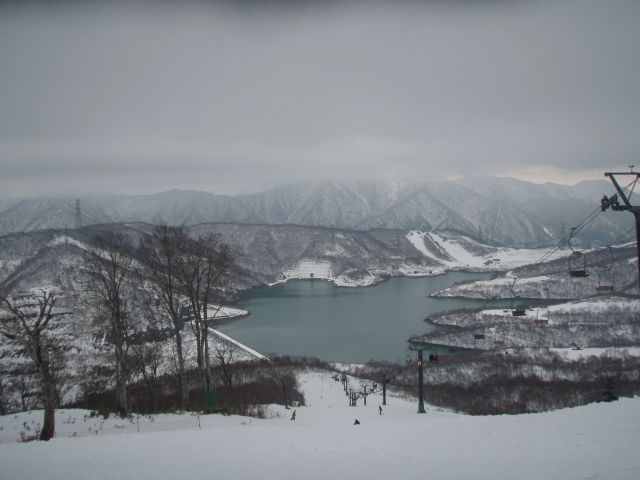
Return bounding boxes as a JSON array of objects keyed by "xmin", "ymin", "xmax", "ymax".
[{"xmin": 601, "ymin": 169, "xmax": 640, "ymax": 292}]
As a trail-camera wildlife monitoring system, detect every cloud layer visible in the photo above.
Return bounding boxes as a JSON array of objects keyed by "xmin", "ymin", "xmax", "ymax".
[{"xmin": 1, "ymin": 0, "xmax": 639, "ymax": 196}]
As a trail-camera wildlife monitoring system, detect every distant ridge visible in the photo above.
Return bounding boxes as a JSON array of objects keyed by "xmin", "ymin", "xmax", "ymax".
[{"xmin": 0, "ymin": 177, "xmax": 631, "ymax": 247}]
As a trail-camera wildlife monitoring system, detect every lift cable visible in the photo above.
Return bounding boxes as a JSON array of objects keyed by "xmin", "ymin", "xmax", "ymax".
[{"xmin": 512, "ymin": 178, "xmax": 638, "ymax": 287}]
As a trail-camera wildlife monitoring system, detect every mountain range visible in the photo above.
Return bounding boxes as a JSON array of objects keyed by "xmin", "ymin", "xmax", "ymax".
[{"xmin": 0, "ymin": 177, "xmax": 632, "ymax": 247}]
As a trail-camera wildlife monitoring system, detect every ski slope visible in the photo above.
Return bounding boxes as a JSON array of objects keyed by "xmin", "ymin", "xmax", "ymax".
[
  {"xmin": 407, "ymin": 230, "xmax": 568, "ymax": 270},
  {"xmin": 1, "ymin": 370, "xmax": 639, "ymax": 479}
]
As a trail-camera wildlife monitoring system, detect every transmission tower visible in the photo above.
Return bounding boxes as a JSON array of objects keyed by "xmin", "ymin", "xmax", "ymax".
[
  {"xmin": 75, "ymin": 199, "xmax": 82, "ymax": 229},
  {"xmin": 601, "ymin": 169, "xmax": 640, "ymax": 292}
]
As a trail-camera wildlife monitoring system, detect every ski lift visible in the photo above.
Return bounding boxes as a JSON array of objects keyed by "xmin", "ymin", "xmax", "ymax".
[
  {"xmin": 568, "ymin": 227, "xmax": 589, "ymax": 278},
  {"xmin": 534, "ymin": 307, "xmax": 548, "ymax": 326},
  {"xmin": 510, "ymin": 281, "xmax": 527, "ymax": 316},
  {"xmin": 447, "ymin": 335, "xmax": 459, "ymax": 353},
  {"xmin": 596, "ymin": 246, "xmax": 616, "ymax": 292}
]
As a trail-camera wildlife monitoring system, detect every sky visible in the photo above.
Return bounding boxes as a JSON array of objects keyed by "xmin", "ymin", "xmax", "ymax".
[{"xmin": 1, "ymin": 0, "xmax": 639, "ymax": 197}]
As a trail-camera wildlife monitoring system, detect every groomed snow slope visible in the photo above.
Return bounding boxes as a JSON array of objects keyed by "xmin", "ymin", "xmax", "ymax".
[
  {"xmin": 407, "ymin": 231, "xmax": 568, "ymax": 270},
  {"xmin": 1, "ymin": 370, "xmax": 639, "ymax": 480}
]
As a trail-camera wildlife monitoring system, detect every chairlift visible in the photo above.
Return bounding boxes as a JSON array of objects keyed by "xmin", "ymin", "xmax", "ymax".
[
  {"xmin": 534, "ymin": 308, "xmax": 548, "ymax": 326},
  {"xmin": 447, "ymin": 335, "xmax": 459, "ymax": 353},
  {"xmin": 474, "ymin": 330, "xmax": 485, "ymax": 340},
  {"xmin": 596, "ymin": 246, "xmax": 615, "ymax": 292},
  {"xmin": 568, "ymin": 227, "xmax": 589, "ymax": 278},
  {"xmin": 509, "ymin": 281, "xmax": 527, "ymax": 316}
]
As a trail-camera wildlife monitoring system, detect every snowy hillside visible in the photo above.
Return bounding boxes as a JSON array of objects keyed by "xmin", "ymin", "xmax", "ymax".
[
  {"xmin": 406, "ymin": 230, "xmax": 569, "ymax": 270},
  {"xmin": 416, "ymin": 294, "xmax": 640, "ymax": 351},
  {"xmin": 0, "ymin": 178, "xmax": 632, "ymax": 246},
  {"xmin": 1, "ymin": 369, "xmax": 639, "ymax": 480},
  {"xmin": 430, "ymin": 243, "xmax": 639, "ymax": 300}
]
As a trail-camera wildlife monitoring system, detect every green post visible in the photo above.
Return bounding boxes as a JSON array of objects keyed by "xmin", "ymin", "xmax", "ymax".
[{"xmin": 205, "ymin": 389, "xmax": 219, "ymax": 414}]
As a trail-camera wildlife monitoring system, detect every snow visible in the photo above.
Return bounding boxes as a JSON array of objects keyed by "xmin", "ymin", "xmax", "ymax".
[
  {"xmin": 2, "ymin": 370, "xmax": 640, "ymax": 480},
  {"xmin": 428, "ymin": 232, "xmax": 482, "ymax": 267},
  {"xmin": 48, "ymin": 235, "xmax": 90, "ymax": 252},
  {"xmin": 550, "ymin": 347, "xmax": 640, "ymax": 360},
  {"xmin": 209, "ymin": 328, "xmax": 268, "ymax": 360},
  {"xmin": 208, "ymin": 304, "xmax": 248, "ymax": 319},
  {"xmin": 282, "ymin": 260, "xmax": 332, "ymax": 280},
  {"xmin": 406, "ymin": 231, "xmax": 434, "ymax": 258},
  {"xmin": 407, "ymin": 231, "xmax": 569, "ymax": 271}
]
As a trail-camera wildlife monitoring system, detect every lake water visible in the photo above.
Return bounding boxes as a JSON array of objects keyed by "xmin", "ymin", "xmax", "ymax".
[{"xmin": 217, "ymin": 272, "xmax": 496, "ymax": 363}]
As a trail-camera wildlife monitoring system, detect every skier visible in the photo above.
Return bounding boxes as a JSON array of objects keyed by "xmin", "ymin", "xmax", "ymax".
[
  {"xmin": 290, "ymin": 409, "xmax": 297, "ymax": 421},
  {"xmin": 354, "ymin": 419, "xmax": 360, "ymax": 426},
  {"xmin": 378, "ymin": 405, "xmax": 382, "ymax": 415}
]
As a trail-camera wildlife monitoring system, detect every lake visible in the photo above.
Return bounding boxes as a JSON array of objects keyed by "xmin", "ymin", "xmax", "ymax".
[{"xmin": 216, "ymin": 272, "xmax": 497, "ymax": 363}]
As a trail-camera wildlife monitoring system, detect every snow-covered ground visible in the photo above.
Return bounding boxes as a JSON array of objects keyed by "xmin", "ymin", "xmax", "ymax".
[
  {"xmin": 550, "ymin": 347, "xmax": 640, "ymax": 360},
  {"xmin": 408, "ymin": 230, "xmax": 569, "ymax": 270},
  {"xmin": 1, "ymin": 369, "xmax": 639, "ymax": 480}
]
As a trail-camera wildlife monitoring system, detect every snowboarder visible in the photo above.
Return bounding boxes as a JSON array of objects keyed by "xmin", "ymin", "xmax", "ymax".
[
  {"xmin": 378, "ymin": 405, "xmax": 382, "ymax": 415},
  {"xmin": 290, "ymin": 409, "xmax": 297, "ymax": 421},
  {"xmin": 354, "ymin": 419, "xmax": 360, "ymax": 426}
]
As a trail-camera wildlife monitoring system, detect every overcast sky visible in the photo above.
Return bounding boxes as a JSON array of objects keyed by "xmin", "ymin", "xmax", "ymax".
[{"xmin": 1, "ymin": 0, "xmax": 639, "ymax": 197}]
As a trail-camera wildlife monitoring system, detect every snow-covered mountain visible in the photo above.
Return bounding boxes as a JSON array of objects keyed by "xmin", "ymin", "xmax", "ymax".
[{"xmin": 0, "ymin": 177, "xmax": 632, "ymax": 246}]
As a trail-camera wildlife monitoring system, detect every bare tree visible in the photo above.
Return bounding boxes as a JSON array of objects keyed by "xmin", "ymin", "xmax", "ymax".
[
  {"xmin": 83, "ymin": 233, "xmax": 134, "ymax": 415},
  {"xmin": 272, "ymin": 366, "xmax": 297, "ymax": 408},
  {"xmin": 0, "ymin": 290, "xmax": 63, "ymax": 440},
  {"xmin": 12, "ymin": 370, "xmax": 38, "ymax": 411},
  {"xmin": 212, "ymin": 342, "xmax": 238, "ymax": 393},
  {"xmin": 131, "ymin": 342, "xmax": 165, "ymax": 412},
  {"xmin": 181, "ymin": 234, "xmax": 233, "ymax": 392},
  {"xmin": 138, "ymin": 226, "xmax": 190, "ymax": 409},
  {"xmin": 77, "ymin": 365, "xmax": 111, "ymax": 411}
]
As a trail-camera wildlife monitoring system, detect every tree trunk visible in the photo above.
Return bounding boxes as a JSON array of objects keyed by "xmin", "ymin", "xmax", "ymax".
[
  {"xmin": 40, "ymin": 391, "xmax": 56, "ymax": 441},
  {"xmin": 114, "ymin": 329, "xmax": 128, "ymax": 415},
  {"xmin": 203, "ymin": 327, "xmax": 212, "ymax": 391},
  {"xmin": 175, "ymin": 330, "xmax": 188, "ymax": 409},
  {"xmin": 39, "ymin": 367, "xmax": 56, "ymax": 441}
]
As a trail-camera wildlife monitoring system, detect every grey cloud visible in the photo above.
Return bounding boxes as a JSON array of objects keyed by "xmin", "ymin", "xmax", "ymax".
[{"xmin": 1, "ymin": 0, "xmax": 639, "ymax": 196}]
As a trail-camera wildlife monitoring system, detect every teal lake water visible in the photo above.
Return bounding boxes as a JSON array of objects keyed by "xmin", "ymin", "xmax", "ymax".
[{"xmin": 217, "ymin": 272, "xmax": 495, "ymax": 363}]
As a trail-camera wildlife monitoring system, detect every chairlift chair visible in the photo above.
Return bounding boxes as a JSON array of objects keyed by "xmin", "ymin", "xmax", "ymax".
[
  {"xmin": 509, "ymin": 282, "xmax": 527, "ymax": 316},
  {"xmin": 568, "ymin": 227, "xmax": 589, "ymax": 278},
  {"xmin": 569, "ymin": 251, "xmax": 589, "ymax": 277},
  {"xmin": 596, "ymin": 246, "xmax": 616, "ymax": 292}
]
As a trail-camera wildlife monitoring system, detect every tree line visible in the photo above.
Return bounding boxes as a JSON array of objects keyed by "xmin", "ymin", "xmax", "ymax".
[{"xmin": 0, "ymin": 225, "xmax": 234, "ymax": 440}]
